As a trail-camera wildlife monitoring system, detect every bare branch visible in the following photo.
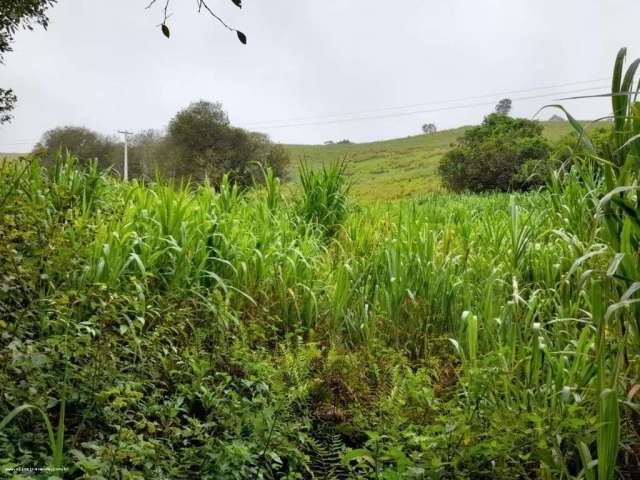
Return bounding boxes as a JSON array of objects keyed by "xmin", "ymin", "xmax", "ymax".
[
  {"xmin": 146, "ymin": 0, "xmax": 246, "ymax": 43},
  {"xmin": 197, "ymin": 0, "xmax": 236, "ymax": 33}
]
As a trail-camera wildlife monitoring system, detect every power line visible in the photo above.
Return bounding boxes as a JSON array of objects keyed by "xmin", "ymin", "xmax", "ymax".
[
  {"xmin": 0, "ymin": 78, "xmax": 612, "ymax": 147},
  {"xmin": 241, "ymin": 84, "xmax": 610, "ymax": 130},
  {"xmin": 240, "ymin": 77, "xmax": 610, "ymax": 127}
]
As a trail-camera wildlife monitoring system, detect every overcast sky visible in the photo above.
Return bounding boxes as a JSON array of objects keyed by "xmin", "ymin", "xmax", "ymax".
[{"xmin": 1, "ymin": 0, "xmax": 639, "ymax": 152}]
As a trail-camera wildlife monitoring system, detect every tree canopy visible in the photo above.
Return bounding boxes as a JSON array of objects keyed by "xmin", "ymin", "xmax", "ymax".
[
  {"xmin": 0, "ymin": 0, "xmax": 57, "ymax": 123},
  {"xmin": 422, "ymin": 123, "xmax": 437, "ymax": 134},
  {"xmin": 438, "ymin": 113, "xmax": 551, "ymax": 192},
  {"xmin": 32, "ymin": 101, "xmax": 290, "ymax": 186},
  {"xmin": 34, "ymin": 126, "xmax": 119, "ymax": 169},
  {"xmin": 167, "ymin": 101, "xmax": 288, "ymax": 185},
  {"xmin": 495, "ymin": 98, "xmax": 512, "ymax": 115}
]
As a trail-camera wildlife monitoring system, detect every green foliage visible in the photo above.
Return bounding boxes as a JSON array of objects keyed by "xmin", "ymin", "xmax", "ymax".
[
  {"xmin": 0, "ymin": 0, "xmax": 57, "ymax": 61},
  {"xmin": 546, "ymin": 47, "xmax": 640, "ymax": 480},
  {"xmin": 421, "ymin": 123, "xmax": 437, "ymax": 134},
  {"xmin": 30, "ymin": 102, "xmax": 290, "ymax": 186},
  {"xmin": 298, "ymin": 160, "xmax": 350, "ymax": 237},
  {"xmin": 495, "ymin": 98, "xmax": 512, "ymax": 115},
  {"xmin": 0, "ymin": 88, "xmax": 16, "ymax": 124},
  {"xmin": 286, "ymin": 121, "xmax": 581, "ymax": 201},
  {"xmin": 439, "ymin": 113, "xmax": 552, "ymax": 192},
  {"xmin": 1, "ymin": 0, "xmax": 57, "ymax": 123},
  {"xmin": 553, "ymin": 126, "xmax": 613, "ymax": 160},
  {"xmin": 167, "ymin": 100, "xmax": 289, "ymax": 186},
  {"xmin": 33, "ymin": 125, "xmax": 119, "ymax": 171},
  {"xmin": 2, "ymin": 48, "xmax": 640, "ymax": 478}
]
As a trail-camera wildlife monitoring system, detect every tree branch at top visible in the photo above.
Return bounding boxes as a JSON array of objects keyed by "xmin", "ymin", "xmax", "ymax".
[{"xmin": 145, "ymin": 0, "xmax": 247, "ymax": 44}]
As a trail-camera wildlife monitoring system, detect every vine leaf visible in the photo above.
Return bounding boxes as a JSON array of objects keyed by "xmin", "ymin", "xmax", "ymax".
[
  {"xmin": 236, "ymin": 31, "xmax": 247, "ymax": 44},
  {"xmin": 161, "ymin": 24, "xmax": 170, "ymax": 38}
]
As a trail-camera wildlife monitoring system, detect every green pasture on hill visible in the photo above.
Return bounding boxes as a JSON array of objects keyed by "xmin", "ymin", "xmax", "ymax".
[
  {"xmin": 1, "ymin": 120, "xmax": 604, "ymax": 202},
  {"xmin": 0, "ymin": 153, "xmax": 21, "ymax": 161},
  {"xmin": 285, "ymin": 120, "xmax": 603, "ymax": 201}
]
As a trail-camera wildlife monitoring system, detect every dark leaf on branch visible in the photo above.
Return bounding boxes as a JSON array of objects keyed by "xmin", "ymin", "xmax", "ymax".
[
  {"xmin": 231, "ymin": 0, "xmax": 242, "ymax": 8},
  {"xmin": 237, "ymin": 31, "xmax": 247, "ymax": 44},
  {"xmin": 161, "ymin": 24, "xmax": 170, "ymax": 38}
]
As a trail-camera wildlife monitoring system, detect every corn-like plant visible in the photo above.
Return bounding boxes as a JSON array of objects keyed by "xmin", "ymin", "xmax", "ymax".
[
  {"xmin": 3, "ymin": 50, "xmax": 640, "ymax": 478},
  {"xmin": 298, "ymin": 160, "xmax": 350, "ymax": 237},
  {"xmin": 540, "ymin": 47, "xmax": 640, "ymax": 478}
]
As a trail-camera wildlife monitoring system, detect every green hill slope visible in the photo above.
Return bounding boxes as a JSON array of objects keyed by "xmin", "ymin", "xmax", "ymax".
[
  {"xmin": 284, "ymin": 121, "xmax": 590, "ymax": 201},
  {"xmin": 0, "ymin": 121, "xmax": 600, "ymax": 201}
]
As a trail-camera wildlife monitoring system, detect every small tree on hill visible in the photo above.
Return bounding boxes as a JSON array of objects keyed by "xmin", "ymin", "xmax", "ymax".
[
  {"xmin": 422, "ymin": 123, "xmax": 437, "ymax": 134},
  {"xmin": 495, "ymin": 98, "xmax": 512, "ymax": 115},
  {"xmin": 438, "ymin": 113, "xmax": 551, "ymax": 192}
]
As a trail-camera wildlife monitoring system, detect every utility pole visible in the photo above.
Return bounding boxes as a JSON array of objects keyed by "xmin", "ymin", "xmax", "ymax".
[{"xmin": 118, "ymin": 130, "xmax": 133, "ymax": 181}]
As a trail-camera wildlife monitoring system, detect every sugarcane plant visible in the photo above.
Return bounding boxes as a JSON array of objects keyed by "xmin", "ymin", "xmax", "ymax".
[{"xmin": 546, "ymin": 47, "xmax": 640, "ymax": 480}]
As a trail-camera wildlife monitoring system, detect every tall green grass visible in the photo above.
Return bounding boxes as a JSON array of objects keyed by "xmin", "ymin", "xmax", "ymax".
[
  {"xmin": 1, "ymin": 50, "xmax": 639, "ymax": 478},
  {"xmin": 298, "ymin": 160, "xmax": 350, "ymax": 237}
]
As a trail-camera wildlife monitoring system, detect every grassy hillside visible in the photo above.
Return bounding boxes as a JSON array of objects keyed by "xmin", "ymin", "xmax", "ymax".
[{"xmin": 285, "ymin": 121, "xmax": 595, "ymax": 201}]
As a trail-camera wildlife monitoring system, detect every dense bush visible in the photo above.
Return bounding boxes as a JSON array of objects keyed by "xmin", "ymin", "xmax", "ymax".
[
  {"xmin": 32, "ymin": 102, "xmax": 290, "ymax": 187},
  {"xmin": 438, "ymin": 113, "xmax": 551, "ymax": 192},
  {"xmin": 551, "ymin": 126, "xmax": 613, "ymax": 167},
  {"xmin": 167, "ymin": 100, "xmax": 289, "ymax": 186},
  {"xmin": 34, "ymin": 126, "xmax": 120, "ymax": 170}
]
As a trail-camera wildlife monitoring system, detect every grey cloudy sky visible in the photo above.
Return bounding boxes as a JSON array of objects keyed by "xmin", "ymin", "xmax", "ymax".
[{"xmin": 1, "ymin": 0, "xmax": 639, "ymax": 151}]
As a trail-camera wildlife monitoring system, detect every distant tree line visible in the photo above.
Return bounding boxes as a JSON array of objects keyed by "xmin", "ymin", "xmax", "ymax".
[
  {"xmin": 34, "ymin": 100, "xmax": 289, "ymax": 186},
  {"xmin": 324, "ymin": 139, "xmax": 353, "ymax": 145}
]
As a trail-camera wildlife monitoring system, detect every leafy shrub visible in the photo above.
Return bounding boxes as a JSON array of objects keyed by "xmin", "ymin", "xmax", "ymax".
[
  {"xmin": 550, "ymin": 126, "xmax": 613, "ymax": 167},
  {"xmin": 438, "ymin": 113, "xmax": 551, "ymax": 192},
  {"xmin": 167, "ymin": 100, "xmax": 289, "ymax": 186},
  {"xmin": 33, "ymin": 126, "xmax": 119, "ymax": 170}
]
